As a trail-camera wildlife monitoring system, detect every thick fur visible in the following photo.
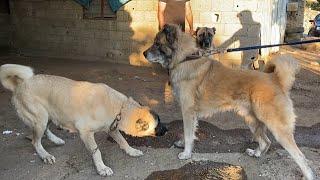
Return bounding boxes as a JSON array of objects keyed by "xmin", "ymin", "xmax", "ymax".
[
  {"xmin": 144, "ymin": 24, "xmax": 314, "ymax": 180},
  {"xmin": 0, "ymin": 64, "xmax": 166, "ymax": 176}
]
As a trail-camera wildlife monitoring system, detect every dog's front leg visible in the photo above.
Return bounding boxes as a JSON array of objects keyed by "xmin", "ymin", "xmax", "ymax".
[
  {"xmin": 79, "ymin": 131, "xmax": 113, "ymax": 176},
  {"xmin": 109, "ymin": 130, "xmax": 143, "ymax": 157},
  {"xmin": 178, "ymin": 111, "xmax": 197, "ymax": 160}
]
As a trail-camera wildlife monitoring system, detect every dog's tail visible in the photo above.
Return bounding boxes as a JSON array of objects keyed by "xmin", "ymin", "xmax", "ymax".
[
  {"xmin": 264, "ymin": 54, "xmax": 300, "ymax": 93},
  {"xmin": 0, "ymin": 64, "xmax": 34, "ymax": 91}
]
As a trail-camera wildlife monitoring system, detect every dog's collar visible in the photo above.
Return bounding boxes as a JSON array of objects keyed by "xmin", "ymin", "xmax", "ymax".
[
  {"xmin": 109, "ymin": 100, "xmax": 126, "ymax": 131},
  {"xmin": 169, "ymin": 52, "xmax": 202, "ymax": 71}
]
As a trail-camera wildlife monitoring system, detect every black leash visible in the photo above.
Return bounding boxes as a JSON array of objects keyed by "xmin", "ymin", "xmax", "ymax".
[
  {"xmin": 172, "ymin": 38, "xmax": 320, "ymax": 70},
  {"xmin": 207, "ymin": 38, "xmax": 320, "ymax": 55}
]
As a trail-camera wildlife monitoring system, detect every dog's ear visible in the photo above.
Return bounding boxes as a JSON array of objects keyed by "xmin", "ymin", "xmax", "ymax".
[
  {"xmin": 212, "ymin": 27, "xmax": 216, "ymax": 34},
  {"xmin": 196, "ymin": 27, "xmax": 201, "ymax": 35},
  {"xmin": 163, "ymin": 24, "xmax": 177, "ymax": 44},
  {"xmin": 128, "ymin": 97, "xmax": 141, "ymax": 106}
]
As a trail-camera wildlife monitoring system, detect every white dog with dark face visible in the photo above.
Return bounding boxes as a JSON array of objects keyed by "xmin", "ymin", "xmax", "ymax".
[{"xmin": 0, "ymin": 64, "xmax": 167, "ymax": 176}]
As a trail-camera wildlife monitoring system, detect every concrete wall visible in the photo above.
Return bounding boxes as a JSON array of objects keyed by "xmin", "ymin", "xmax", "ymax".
[
  {"xmin": 0, "ymin": 14, "xmax": 10, "ymax": 49},
  {"xmin": 8, "ymin": 0, "xmax": 296, "ymax": 66},
  {"xmin": 0, "ymin": 0, "xmax": 10, "ymax": 49}
]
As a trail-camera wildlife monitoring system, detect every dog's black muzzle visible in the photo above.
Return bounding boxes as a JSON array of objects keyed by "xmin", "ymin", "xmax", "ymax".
[
  {"xmin": 151, "ymin": 111, "xmax": 168, "ymax": 136},
  {"xmin": 201, "ymin": 39, "xmax": 212, "ymax": 49}
]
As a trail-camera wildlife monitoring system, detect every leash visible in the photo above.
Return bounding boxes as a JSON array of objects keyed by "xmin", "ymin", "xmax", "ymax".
[
  {"xmin": 204, "ymin": 38, "xmax": 320, "ymax": 56},
  {"xmin": 109, "ymin": 100, "xmax": 126, "ymax": 132}
]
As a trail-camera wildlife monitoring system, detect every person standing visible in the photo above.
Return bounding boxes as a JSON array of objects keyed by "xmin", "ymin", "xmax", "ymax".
[{"xmin": 158, "ymin": 0, "xmax": 194, "ymax": 34}]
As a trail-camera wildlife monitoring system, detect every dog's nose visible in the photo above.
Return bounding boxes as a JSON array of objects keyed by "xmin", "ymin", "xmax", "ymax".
[
  {"xmin": 143, "ymin": 51, "xmax": 147, "ymax": 58},
  {"xmin": 155, "ymin": 123, "xmax": 168, "ymax": 136}
]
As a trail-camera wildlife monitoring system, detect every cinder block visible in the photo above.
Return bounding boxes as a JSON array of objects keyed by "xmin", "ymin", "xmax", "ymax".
[
  {"xmin": 233, "ymin": 0, "xmax": 258, "ymax": 12},
  {"xmin": 109, "ymin": 31, "xmax": 123, "ymax": 40},
  {"xmin": 223, "ymin": 24, "xmax": 244, "ymax": 36},
  {"xmin": 117, "ymin": 21, "xmax": 131, "ymax": 32},
  {"xmin": 131, "ymin": 11, "xmax": 145, "ymax": 22},
  {"xmin": 219, "ymin": 0, "xmax": 234, "ymax": 12},
  {"xmin": 199, "ymin": 11, "xmax": 215, "ymax": 23},
  {"xmin": 143, "ymin": 0, "xmax": 154, "ymax": 11},
  {"xmin": 211, "ymin": 0, "xmax": 221, "ymax": 11},
  {"xmin": 144, "ymin": 11, "xmax": 157, "ymax": 22},
  {"xmin": 94, "ymin": 30, "xmax": 109, "ymax": 39},
  {"xmin": 199, "ymin": 0, "xmax": 212, "ymax": 11},
  {"xmin": 287, "ymin": 2, "xmax": 298, "ymax": 12},
  {"xmin": 220, "ymin": 12, "xmax": 239, "ymax": 24},
  {"xmin": 247, "ymin": 24, "xmax": 261, "ymax": 38}
]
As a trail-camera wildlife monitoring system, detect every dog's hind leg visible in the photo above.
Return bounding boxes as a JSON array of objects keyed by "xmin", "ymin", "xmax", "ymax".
[
  {"xmin": 109, "ymin": 129, "xmax": 143, "ymax": 157},
  {"xmin": 79, "ymin": 131, "xmax": 113, "ymax": 176},
  {"xmin": 32, "ymin": 121, "xmax": 56, "ymax": 164},
  {"xmin": 178, "ymin": 111, "xmax": 197, "ymax": 160},
  {"xmin": 238, "ymin": 110, "xmax": 271, "ymax": 157},
  {"xmin": 254, "ymin": 103, "xmax": 314, "ymax": 180},
  {"xmin": 45, "ymin": 128, "xmax": 65, "ymax": 145},
  {"xmin": 14, "ymin": 98, "xmax": 55, "ymax": 164},
  {"xmin": 267, "ymin": 125, "xmax": 313, "ymax": 180}
]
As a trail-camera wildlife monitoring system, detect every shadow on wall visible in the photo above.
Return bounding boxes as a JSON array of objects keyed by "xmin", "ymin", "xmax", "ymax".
[
  {"xmin": 128, "ymin": 26, "xmax": 158, "ymax": 66},
  {"xmin": 218, "ymin": 10, "xmax": 261, "ymax": 68},
  {"xmin": 107, "ymin": 3, "xmax": 158, "ymax": 66}
]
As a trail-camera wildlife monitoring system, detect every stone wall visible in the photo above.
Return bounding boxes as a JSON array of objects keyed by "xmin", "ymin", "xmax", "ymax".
[
  {"xmin": 8, "ymin": 0, "xmax": 287, "ymax": 66},
  {"xmin": 285, "ymin": 0, "xmax": 305, "ymax": 42}
]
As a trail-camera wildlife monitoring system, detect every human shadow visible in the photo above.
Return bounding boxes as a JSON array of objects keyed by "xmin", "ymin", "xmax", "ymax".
[{"xmin": 219, "ymin": 10, "xmax": 261, "ymax": 68}]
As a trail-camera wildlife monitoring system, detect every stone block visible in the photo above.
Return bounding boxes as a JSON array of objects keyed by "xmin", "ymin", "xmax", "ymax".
[
  {"xmin": 287, "ymin": 2, "xmax": 298, "ymax": 12},
  {"xmin": 233, "ymin": 0, "xmax": 258, "ymax": 12}
]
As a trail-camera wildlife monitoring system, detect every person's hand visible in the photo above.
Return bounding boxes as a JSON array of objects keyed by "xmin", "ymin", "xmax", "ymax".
[{"xmin": 189, "ymin": 29, "xmax": 195, "ymax": 36}]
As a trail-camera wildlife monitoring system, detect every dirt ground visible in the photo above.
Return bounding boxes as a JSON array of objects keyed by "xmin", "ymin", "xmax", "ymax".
[{"xmin": 0, "ymin": 47, "xmax": 319, "ymax": 180}]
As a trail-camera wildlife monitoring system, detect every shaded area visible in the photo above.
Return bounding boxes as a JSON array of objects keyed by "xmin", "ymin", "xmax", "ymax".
[
  {"xmin": 145, "ymin": 161, "xmax": 247, "ymax": 180},
  {"xmin": 117, "ymin": 120, "xmax": 320, "ymax": 153}
]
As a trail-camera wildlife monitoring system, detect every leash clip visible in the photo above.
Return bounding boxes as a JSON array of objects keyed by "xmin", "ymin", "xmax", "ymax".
[{"xmin": 110, "ymin": 113, "xmax": 121, "ymax": 131}]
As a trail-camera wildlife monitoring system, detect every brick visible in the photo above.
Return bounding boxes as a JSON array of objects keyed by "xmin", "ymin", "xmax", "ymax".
[
  {"xmin": 94, "ymin": 30, "xmax": 109, "ymax": 39},
  {"xmin": 220, "ymin": 12, "xmax": 239, "ymax": 24},
  {"xmin": 109, "ymin": 31, "xmax": 123, "ymax": 40},
  {"xmin": 144, "ymin": 11, "xmax": 157, "ymax": 22},
  {"xmin": 223, "ymin": 24, "xmax": 245, "ymax": 36},
  {"xmin": 211, "ymin": 0, "xmax": 221, "ymax": 11},
  {"xmin": 199, "ymin": 0, "xmax": 212, "ymax": 11},
  {"xmin": 131, "ymin": 11, "xmax": 145, "ymax": 22},
  {"xmin": 287, "ymin": 2, "xmax": 299, "ymax": 12},
  {"xmin": 143, "ymin": 0, "xmax": 154, "ymax": 11},
  {"xmin": 219, "ymin": 0, "xmax": 234, "ymax": 12},
  {"xmin": 247, "ymin": 24, "xmax": 261, "ymax": 38},
  {"xmin": 199, "ymin": 12, "xmax": 215, "ymax": 23}
]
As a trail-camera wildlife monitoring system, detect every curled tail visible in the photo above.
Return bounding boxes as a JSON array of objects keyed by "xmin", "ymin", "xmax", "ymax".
[
  {"xmin": 0, "ymin": 64, "xmax": 34, "ymax": 91},
  {"xmin": 264, "ymin": 54, "xmax": 300, "ymax": 93}
]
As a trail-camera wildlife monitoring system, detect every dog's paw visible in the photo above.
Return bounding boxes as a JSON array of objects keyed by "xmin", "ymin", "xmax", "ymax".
[
  {"xmin": 97, "ymin": 165, "xmax": 113, "ymax": 176},
  {"xmin": 173, "ymin": 140, "xmax": 185, "ymax": 148},
  {"xmin": 42, "ymin": 154, "xmax": 56, "ymax": 164},
  {"xmin": 55, "ymin": 139, "xmax": 65, "ymax": 146},
  {"xmin": 178, "ymin": 152, "xmax": 191, "ymax": 160},
  {"xmin": 246, "ymin": 148, "xmax": 261, "ymax": 158},
  {"xmin": 127, "ymin": 148, "xmax": 144, "ymax": 157}
]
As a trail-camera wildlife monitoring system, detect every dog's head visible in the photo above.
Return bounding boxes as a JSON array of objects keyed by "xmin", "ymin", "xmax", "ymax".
[
  {"xmin": 195, "ymin": 27, "xmax": 216, "ymax": 49},
  {"xmin": 119, "ymin": 97, "xmax": 167, "ymax": 137},
  {"xmin": 143, "ymin": 24, "xmax": 180, "ymax": 68}
]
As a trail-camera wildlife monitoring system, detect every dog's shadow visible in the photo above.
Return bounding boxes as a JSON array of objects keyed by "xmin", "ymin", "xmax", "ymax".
[{"xmin": 107, "ymin": 120, "xmax": 320, "ymax": 153}]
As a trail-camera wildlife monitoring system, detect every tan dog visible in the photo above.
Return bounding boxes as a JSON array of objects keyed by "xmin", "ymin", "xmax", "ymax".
[
  {"xmin": 0, "ymin": 64, "xmax": 167, "ymax": 176},
  {"xmin": 195, "ymin": 27, "xmax": 216, "ymax": 50},
  {"xmin": 143, "ymin": 24, "xmax": 314, "ymax": 180}
]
